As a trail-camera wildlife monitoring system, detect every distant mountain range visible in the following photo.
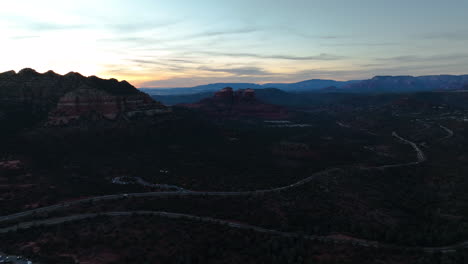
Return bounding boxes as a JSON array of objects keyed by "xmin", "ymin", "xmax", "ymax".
[
  {"xmin": 141, "ymin": 75, "xmax": 468, "ymax": 95},
  {"xmin": 153, "ymin": 88, "xmax": 364, "ymax": 107},
  {"xmin": 140, "ymin": 80, "xmax": 358, "ymax": 95},
  {"xmin": 344, "ymin": 75, "xmax": 468, "ymax": 93}
]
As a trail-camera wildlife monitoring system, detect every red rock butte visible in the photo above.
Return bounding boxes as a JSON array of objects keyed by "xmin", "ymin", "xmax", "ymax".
[{"xmin": 183, "ymin": 87, "xmax": 289, "ymax": 120}]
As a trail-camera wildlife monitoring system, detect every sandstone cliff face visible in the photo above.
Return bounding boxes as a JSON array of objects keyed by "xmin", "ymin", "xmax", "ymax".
[
  {"xmin": 47, "ymin": 89, "xmax": 168, "ymax": 125},
  {"xmin": 0, "ymin": 69, "xmax": 135, "ymax": 110},
  {"xmin": 0, "ymin": 68, "xmax": 169, "ymax": 125},
  {"xmin": 183, "ymin": 87, "xmax": 289, "ymax": 120}
]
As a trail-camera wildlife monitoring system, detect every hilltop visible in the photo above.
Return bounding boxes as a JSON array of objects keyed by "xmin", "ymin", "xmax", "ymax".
[{"xmin": 0, "ymin": 69, "xmax": 168, "ymax": 126}]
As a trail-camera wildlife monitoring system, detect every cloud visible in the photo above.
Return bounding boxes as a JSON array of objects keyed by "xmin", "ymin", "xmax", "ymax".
[
  {"xmin": 9, "ymin": 35, "xmax": 40, "ymax": 40},
  {"xmin": 1, "ymin": 15, "xmax": 90, "ymax": 32},
  {"xmin": 126, "ymin": 59, "xmax": 274, "ymax": 77},
  {"xmin": 277, "ymin": 27, "xmax": 349, "ymax": 40},
  {"xmin": 168, "ymin": 59, "xmax": 199, "ymax": 64},
  {"xmin": 95, "ymin": 27, "xmax": 258, "ymax": 51},
  {"xmin": 99, "ymin": 37, "xmax": 150, "ymax": 43},
  {"xmin": 24, "ymin": 21, "xmax": 87, "ymax": 31},
  {"xmin": 287, "ymin": 63, "xmax": 468, "ymax": 81},
  {"xmin": 198, "ymin": 66, "xmax": 273, "ymax": 76},
  {"xmin": 377, "ymin": 53, "xmax": 468, "ymax": 63},
  {"xmin": 192, "ymin": 51, "xmax": 345, "ymax": 61},
  {"xmin": 422, "ymin": 30, "xmax": 468, "ymax": 40},
  {"xmin": 328, "ymin": 42, "xmax": 398, "ymax": 47},
  {"xmin": 186, "ymin": 27, "xmax": 258, "ymax": 39},
  {"xmin": 108, "ymin": 20, "xmax": 181, "ymax": 33},
  {"xmin": 128, "ymin": 59, "xmax": 191, "ymax": 71},
  {"xmin": 137, "ymin": 61, "xmax": 468, "ymax": 88},
  {"xmin": 7, "ymin": 14, "xmax": 180, "ymax": 35}
]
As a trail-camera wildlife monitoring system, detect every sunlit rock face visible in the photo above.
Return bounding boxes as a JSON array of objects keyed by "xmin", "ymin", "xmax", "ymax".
[
  {"xmin": 0, "ymin": 68, "xmax": 169, "ymax": 125},
  {"xmin": 213, "ymin": 87, "xmax": 256, "ymax": 101},
  {"xmin": 47, "ymin": 89, "xmax": 168, "ymax": 125},
  {"xmin": 47, "ymin": 89, "xmax": 121, "ymax": 124},
  {"xmin": 0, "ymin": 68, "xmax": 137, "ymax": 110},
  {"xmin": 214, "ymin": 87, "xmax": 235, "ymax": 99},
  {"xmin": 183, "ymin": 87, "xmax": 289, "ymax": 120}
]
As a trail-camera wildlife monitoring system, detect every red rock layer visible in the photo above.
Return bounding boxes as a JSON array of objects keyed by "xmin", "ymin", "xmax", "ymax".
[
  {"xmin": 47, "ymin": 89, "xmax": 169, "ymax": 125},
  {"xmin": 184, "ymin": 87, "xmax": 289, "ymax": 120}
]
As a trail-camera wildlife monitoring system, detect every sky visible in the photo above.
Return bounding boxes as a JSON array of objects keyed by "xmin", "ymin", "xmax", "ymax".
[{"xmin": 1, "ymin": 0, "xmax": 468, "ymax": 88}]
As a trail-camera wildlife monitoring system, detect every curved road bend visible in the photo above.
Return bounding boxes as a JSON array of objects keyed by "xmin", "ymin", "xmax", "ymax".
[
  {"xmin": 0, "ymin": 211, "xmax": 379, "ymax": 248},
  {"xmin": 0, "ymin": 133, "xmax": 426, "ymax": 224},
  {"xmin": 112, "ymin": 176, "xmax": 187, "ymax": 192},
  {"xmin": 0, "ymin": 133, "xmax": 448, "ymax": 255},
  {"xmin": 2, "ymin": 211, "xmax": 467, "ymax": 253},
  {"xmin": 391, "ymin": 132, "xmax": 426, "ymax": 163},
  {"xmin": 0, "ymin": 168, "xmax": 340, "ymax": 224},
  {"xmin": 439, "ymin": 125, "xmax": 454, "ymax": 140},
  {"xmin": 371, "ymin": 132, "xmax": 426, "ymax": 170}
]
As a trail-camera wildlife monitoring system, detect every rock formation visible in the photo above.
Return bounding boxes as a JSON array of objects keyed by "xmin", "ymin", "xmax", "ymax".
[
  {"xmin": 0, "ymin": 69, "xmax": 169, "ymax": 125},
  {"xmin": 182, "ymin": 87, "xmax": 289, "ymax": 120}
]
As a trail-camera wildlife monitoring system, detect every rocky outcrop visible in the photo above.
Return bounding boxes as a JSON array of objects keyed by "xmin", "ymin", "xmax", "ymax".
[
  {"xmin": 213, "ymin": 87, "xmax": 256, "ymax": 101},
  {"xmin": 182, "ymin": 87, "xmax": 289, "ymax": 120},
  {"xmin": 0, "ymin": 68, "xmax": 169, "ymax": 125},
  {"xmin": 47, "ymin": 88, "xmax": 169, "ymax": 125},
  {"xmin": 0, "ymin": 160, "xmax": 22, "ymax": 170},
  {"xmin": 0, "ymin": 69, "xmax": 135, "ymax": 111}
]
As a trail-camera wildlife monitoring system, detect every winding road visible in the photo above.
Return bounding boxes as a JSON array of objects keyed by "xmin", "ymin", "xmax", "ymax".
[
  {"xmin": 2, "ymin": 132, "xmax": 450, "ymax": 255},
  {"xmin": 112, "ymin": 176, "xmax": 188, "ymax": 191},
  {"xmin": 392, "ymin": 132, "xmax": 426, "ymax": 163},
  {"xmin": 0, "ymin": 211, "xmax": 379, "ymax": 248},
  {"xmin": 2, "ymin": 211, "xmax": 467, "ymax": 253},
  {"xmin": 0, "ymin": 168, "xmax": 340, "ymax": 224},
  {"xmin": 362, "ymin": 132, "xmax": 426, "ymax": 170},
  {"xmin": 439, "ymin": 125, "xmax": 454, "ymax": 140}
]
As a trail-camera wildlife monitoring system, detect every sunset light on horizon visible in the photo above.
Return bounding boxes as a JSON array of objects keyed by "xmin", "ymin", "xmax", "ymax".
[{"xmin": 1, "ymin": 0, "xmax": 468, "ymax": 88}]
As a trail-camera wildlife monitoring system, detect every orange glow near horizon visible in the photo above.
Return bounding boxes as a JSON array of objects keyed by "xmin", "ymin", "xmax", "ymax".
[{"xmin": 1, "ymin": 1, "xmax": 467, "ymax": 88}]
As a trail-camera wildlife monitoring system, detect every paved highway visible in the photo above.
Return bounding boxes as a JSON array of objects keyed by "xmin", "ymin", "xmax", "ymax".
[
  {"xmin": 0, "ymin": 132, "xmax": 442, "ymax": 256},
  {"xmin": 2, "ymin": 210, "xmax": 467, "ymax": 253},
  {"xmin": 0, "ymin": 211, "xmax": 380, "ymax": 248},
  {"xmin": 0, "ymin": 168, "xmax": 340, "ymax": 224},
  {"xmin": 439, "ymin": 125, "xmax": 454, "ymax": 140},
  {"xmin": 0, "ymin": 253, "xmax": 32, "ymax": 264},
  {"xmin": 0, "ymin": 133, "xmax": 426, "ymax": 225}
]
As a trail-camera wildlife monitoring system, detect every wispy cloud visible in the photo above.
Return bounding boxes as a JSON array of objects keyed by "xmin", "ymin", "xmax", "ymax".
[
  {"xmin": 377, "ymin": 53, "xmax": 468, "ymax": 63},
  {"xmin": 9, "ymin": 35, "xmax": 40, "ymax": 40},
  {"xmin": 168, "ymin": 59, "xmax": 199, "ymax": 64},
  {"xmin": 138, "ymin": 61, "xmax": 468, "ymax": 88},
  {"xmin": 198, "ymin": 66, "xmax": 273, "ymax": 76},
  {"xmin": 422, "ymin": 30, "xmax": 468, "ymax": 40},
  {"xmin": 97, "ymin": 27, "xmax": 257, "ymax": 49},
  {"xmin": 129, "ymin": 59, "xmax": 191, "ymax": 71},
  {"xmin": 192, "ymin": 51, "xmax": 345, "ymax": 61},
  {"xmin": 107, "ymin": 20, "xmax": 181, "ymax": 33},
  {"xmin": 15, "ymin": 20, "xmax": 88, "ymax": 31},
  {"xmin": 328, "ymin": 42, "xmax": 398, "ymax": 47},
  {"xmin": 185, "ymin": 27, "xmax": 258, "ymax": 39},
  {"xmin": 7, "ymin": 14, "xmax": 180, "ymax": 34},
  {"xmin": 0, "ymin": 15, "xmax": 88, "ymax": 31}
]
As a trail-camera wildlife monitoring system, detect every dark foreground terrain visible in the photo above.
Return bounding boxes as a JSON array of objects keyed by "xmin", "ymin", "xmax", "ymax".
[{"xmin": 2, "ymin": 69, "xmax": 468, "ymax": 263}]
